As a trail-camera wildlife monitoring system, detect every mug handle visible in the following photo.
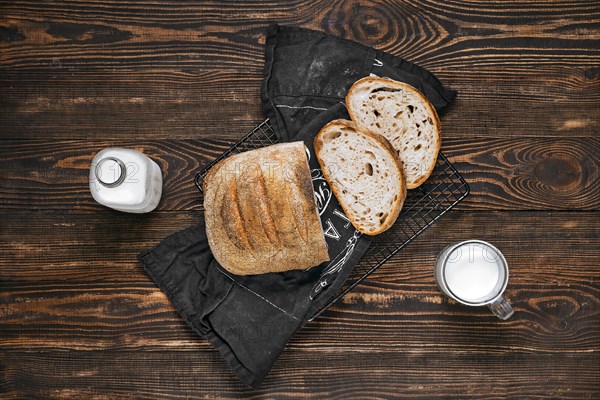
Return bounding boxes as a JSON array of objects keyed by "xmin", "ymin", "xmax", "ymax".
[{"xmin": 488, "ymin": 296, "xmax": 514, "ymax": 320}]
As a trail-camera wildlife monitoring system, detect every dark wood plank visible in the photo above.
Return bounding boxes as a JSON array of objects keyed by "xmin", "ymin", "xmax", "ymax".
[
  {"xmin": 1, "ymin": 349, "xmax": 598, "ymax": 399},
  {"xmin": 1, "ymin": 1, "xmax": 599, "ymax": 139},
  {"xmin": 1, "ymin": 137, "xmax": 598, "ymax": 212},
  {"xmin": 446, "ymin": 137, "xmax": 600, "ymax": 211},
  {"xmin": 2, "ymin": 0, "xmax": 598, "ymax": 71},
  {"xmin": 1, "ymin": 211, "xmax": 597, "ymax": 354},
  {"xmin": 1, "ymin": 66, "xmax": 598, "ymax": 139},
  {"xmin": 2, "ymin": 278, "xmax": 598, "ymax": 354},
  {"xmin": 0, "ymin": 71, "xmax": 263, "ymax": 139},
  {"xmin": 2, "ymin": 1, "xmax": 597, "ymax": 72}
]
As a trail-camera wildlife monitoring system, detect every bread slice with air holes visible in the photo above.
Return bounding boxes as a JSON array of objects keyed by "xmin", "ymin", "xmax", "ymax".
[
  {"xmin": 346, "ymin": 77, "xmax": 441, "ymax": 189},
  {"xmin": 314, "ymin": 119, "xmax": 407, "ymax": 235}
]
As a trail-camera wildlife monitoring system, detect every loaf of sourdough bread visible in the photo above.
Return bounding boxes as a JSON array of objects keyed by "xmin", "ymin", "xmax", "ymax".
[
  {"xmin": 346, "ymin": 77, "xmax": 441, "ymax": 189},
  {"xmin": 203, "ymin": 142, "xmax": 330, "ymax": 275},
  {"xmin": 314, "ymin": 119, "xmax": 406, "ymax": 235}
]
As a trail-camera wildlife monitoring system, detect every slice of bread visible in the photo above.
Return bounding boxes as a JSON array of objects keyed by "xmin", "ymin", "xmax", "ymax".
[
  {"xmin": 314, "ymin": 119, "xmax": 406, "ymax": 235},
  {"xmin": 346, "ymin": 77, "xmax": 441, "ymax": 189}
]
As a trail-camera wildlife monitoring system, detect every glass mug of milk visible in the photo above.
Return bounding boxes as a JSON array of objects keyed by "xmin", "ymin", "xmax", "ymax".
[{"xmin": 435, "ymin": 240, "xmax": 514, "ymax": 320}]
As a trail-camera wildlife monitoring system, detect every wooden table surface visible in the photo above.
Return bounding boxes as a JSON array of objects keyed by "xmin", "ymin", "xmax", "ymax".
[{"xmin": 1, "ymin": 1, "xmax": 599, "ymax": 398}]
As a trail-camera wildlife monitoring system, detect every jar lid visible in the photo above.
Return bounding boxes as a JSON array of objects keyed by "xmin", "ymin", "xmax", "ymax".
[{"xmin": 95, "ymin": 157, "xmax": 126, "ymax": 187}]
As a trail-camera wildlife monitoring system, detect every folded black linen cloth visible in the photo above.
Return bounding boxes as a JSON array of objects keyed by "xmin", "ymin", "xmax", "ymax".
[
  {"xmin": 139, "ymin": 24, "xmax": 456, "ymax": 389},
  {"xmin": 262, "ymin": 24, "xmax": 456, "ymax": 140}
]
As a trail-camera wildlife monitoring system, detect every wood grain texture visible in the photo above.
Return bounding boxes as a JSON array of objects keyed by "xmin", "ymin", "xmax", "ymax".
[
  {"xmin": 1, "ymin": 1, "xmax": 599, "ymax": 139},
  {"xmin": 1, "ymin": 0, "xmax": 599, "ymax": 398},
  {"xmin": 1, "ymin": 211, "xmax": 598, "ymax": 398},
  {"xmin": 1, "ymin": 137, "xmax": 598, "ymax": 211},
  {"xmin": 1, "ymin": 211, "xmax": 598, "ymax": 349},
  {"xmin": 1, "ymin": 66, "xmax": 598, "ymax": 139},
  {"xmin": 1, "ymin": 350, "xmax": 598, "ymax": 399}
]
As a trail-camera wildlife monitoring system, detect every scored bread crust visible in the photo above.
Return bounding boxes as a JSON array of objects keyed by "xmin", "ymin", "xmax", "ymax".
[
  {"xmin": 203, "ymin": 142, "xmax": 330, "ymax": 275},
  {"xmin": 346, "ymin": 77, "xmax": 441, "ymax": 189},
  {"xmin": 314, "ymin": 119, "xmax": 407, "ymax": 235}
]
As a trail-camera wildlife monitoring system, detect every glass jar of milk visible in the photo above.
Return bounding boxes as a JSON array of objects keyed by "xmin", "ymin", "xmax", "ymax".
[
  {"xmin": 89, "ymin": 148, "xmax": 163, "ymax": 213},
  {"xmin": 435, "ymin": 240, "xmax": 514, "ymax": 320}
]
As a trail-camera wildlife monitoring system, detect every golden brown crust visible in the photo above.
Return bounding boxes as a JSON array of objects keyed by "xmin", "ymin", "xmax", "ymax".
[
  {"xmin": 346, "ymin": 76, "xmax": 441, "ymax": 189},
  {"xmin": 313, "ymin": 119, "xmax": 407, "ymax": 236},
  {"xmin": 203, "ymin": 142, "xmax": 330, "ymax": 275}
]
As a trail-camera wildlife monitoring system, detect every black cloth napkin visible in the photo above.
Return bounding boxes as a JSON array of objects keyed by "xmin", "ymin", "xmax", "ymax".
[
  {"xmin": 139, "ymin": 24, "xmax": 456, "ymax": 389},
  {"xmin": 262, "ymin": 24, "xmax": 456, "ymax": 140}
]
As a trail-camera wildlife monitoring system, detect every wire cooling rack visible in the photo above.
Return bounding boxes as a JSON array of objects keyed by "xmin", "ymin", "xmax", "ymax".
[{"xmin": 194, "ymin": 119, "xmax": 469, "ymax": 320}]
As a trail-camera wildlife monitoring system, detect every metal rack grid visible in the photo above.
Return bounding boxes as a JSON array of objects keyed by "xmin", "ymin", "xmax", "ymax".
[{"xmin": 194, "ymin": 119, "xmax": 469, "ymax": 320}]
